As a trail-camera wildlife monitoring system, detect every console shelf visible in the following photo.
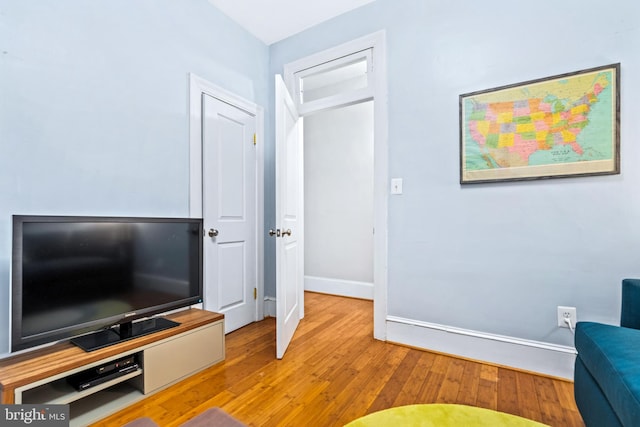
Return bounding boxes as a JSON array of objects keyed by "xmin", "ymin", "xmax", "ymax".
[
  {"xmin": 0, "ymin": 309, "xmax": 224, "ymax": 426},
  {"xmin": 21, "ymin": 368, "xmax": 143, "ymax": 405},
  {"xmin": 70, "ymin": 382, "xmax": 143, "ymax": 426}
]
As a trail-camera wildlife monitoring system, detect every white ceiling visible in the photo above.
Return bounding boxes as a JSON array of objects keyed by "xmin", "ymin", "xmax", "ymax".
[{"xmin": 208, "ymin": 0, "xmax": 375, "ymax": 45}]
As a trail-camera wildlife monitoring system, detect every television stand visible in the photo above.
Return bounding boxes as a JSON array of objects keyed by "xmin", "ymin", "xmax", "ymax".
[
  {"xmin": 0, "ymin": 308, "xmax": 224, "ymax": 427},
  {"xmin": 71, "ymin": 317, "xmax": 180, "ymax": 352}
]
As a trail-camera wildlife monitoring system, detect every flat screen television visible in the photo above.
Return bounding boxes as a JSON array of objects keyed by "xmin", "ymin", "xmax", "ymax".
[{"xmin": 11, "ymin": 215, "xmax": 204, "ymax": 352}]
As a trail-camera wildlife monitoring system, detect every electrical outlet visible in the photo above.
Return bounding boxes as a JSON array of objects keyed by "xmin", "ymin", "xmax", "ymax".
[
  {"xmin": 390, "ymin": 178, "xmax": 403, "ymax": 195},
  {"xmin": 557, "ymin": 306, "xmax": 577, "ymax": 328}
]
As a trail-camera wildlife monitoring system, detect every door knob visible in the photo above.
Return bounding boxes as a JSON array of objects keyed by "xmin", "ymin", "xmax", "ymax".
[
  {"xmin": 208, "ymin": 228, "xmax": 219, "ymax": 237},
  {"xmin": 282, "ymin": 229, "xmax": 292, "ymax": 236},
  {"xmin": 269, "ymin": 229, "xmax": 281, "ymax": 237}
]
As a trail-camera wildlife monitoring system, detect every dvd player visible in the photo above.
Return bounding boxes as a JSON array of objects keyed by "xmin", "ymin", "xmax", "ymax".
[
  {"xmin": 95, "ymin": 354, "xmax": 136, "ymax": 375},
  {"xmin": 67, "ymin": 355, "xmax": 140, "ymax": 391}
]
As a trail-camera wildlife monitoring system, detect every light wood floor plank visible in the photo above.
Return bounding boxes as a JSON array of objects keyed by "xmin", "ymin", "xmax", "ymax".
[{"xmin": 476, "ymin": 364, "xmax": 499, "ymax": 411}]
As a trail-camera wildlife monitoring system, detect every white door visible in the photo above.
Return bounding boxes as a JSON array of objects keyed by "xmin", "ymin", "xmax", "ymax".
[
  {"xmin": 202, "ymin": 93, "xmax": 257, "ymax": 333},
  {"xmin": 274, "ymin": 75, "xmax": 304, "ymax": 359}
]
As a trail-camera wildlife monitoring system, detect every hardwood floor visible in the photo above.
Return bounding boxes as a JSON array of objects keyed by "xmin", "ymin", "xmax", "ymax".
[{"xmin": 95, "ymin": 292, "xmax": 584, "ymax": 427}]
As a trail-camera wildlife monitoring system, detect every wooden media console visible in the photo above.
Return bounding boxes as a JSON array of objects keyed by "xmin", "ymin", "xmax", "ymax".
[{"xmin": 0, "ymin": 308, "xmax": 224, "ymax": 426}]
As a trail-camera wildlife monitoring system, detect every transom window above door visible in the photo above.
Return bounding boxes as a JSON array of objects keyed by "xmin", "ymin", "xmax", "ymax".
[{"xmin": 293, "ymin": 48, "xmax": 374, "ymax": 114}]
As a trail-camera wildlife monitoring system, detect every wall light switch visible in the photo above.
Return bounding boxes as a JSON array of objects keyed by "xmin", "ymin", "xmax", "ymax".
[{"xmin": 391, "ymin": 178, "xmax": 403, "ymax": 195}]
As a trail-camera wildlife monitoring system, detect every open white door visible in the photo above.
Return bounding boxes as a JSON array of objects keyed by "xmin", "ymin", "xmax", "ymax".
[{"xmin": 274, "ymin": 75, "xmax": 304, "ymax": 359}]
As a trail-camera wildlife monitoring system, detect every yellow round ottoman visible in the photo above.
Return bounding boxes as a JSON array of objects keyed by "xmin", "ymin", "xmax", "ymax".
[{"xmin": 344, "ymin": 404, "xmax": 549, "ymax": 427}]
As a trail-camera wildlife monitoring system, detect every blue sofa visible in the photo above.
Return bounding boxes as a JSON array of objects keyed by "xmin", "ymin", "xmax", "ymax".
[{"xmin": 574, "ymin": 279, "xmax": 640, "ymax": 426}]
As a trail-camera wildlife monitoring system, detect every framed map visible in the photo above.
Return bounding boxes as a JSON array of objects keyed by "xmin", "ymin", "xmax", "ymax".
[{"xmin": 460, "ymin": 64, "xmax": 620, "ymax": 184}]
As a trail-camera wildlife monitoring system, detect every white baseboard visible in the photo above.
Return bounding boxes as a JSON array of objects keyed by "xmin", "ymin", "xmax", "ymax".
[
  {"xmin": 386, "ymin": 316, "xmax": 577, "ymax": 380},
  {"xmin": 263, "ymin": 296, "xmax": 276, "ymax": 318},
  {"xmin": 304, "ymin": 276, "xmax": 374, "ymax": 300}
]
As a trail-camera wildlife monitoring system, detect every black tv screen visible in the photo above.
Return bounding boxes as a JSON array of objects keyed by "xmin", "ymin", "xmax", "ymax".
[{"xmin": 11, "ymin": 215, "xmax": 203, "ymax": 352}]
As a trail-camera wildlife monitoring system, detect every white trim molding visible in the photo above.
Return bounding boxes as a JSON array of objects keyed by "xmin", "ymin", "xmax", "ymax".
[
  {"xmin": 188, "ymin": 72, "xmax": 265, "ymax": 322},
  {"xmin": 386, "ymin": 316, "xmax": 577, "ymax": 380},
  {"xmin": 283, "ymin": 30, "xmax": 388, "ymax": 341},
  {"xmin": 264, "ymin": 296, "xmax": 277, "ymax": 318},
  {"xmin": 304, "ymin": 276, "xmax": 373, "ymax": 300}
]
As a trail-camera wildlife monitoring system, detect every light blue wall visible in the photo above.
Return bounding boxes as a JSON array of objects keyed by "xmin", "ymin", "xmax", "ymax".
[
  {"xmin": 0, "ymin": 0, "xmax": 268, "ymax": 354},
  {"xmin": 269, "ymin": 0, "xmax": 640, "ymax": 347},
  {"xmin": 2, "ymin": 0, "xmax": 639, "ymax": 358}
]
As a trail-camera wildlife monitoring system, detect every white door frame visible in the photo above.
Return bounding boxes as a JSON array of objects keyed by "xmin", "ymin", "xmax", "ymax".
[
  {"xmin": 188, "ymin": 73, "xmax": 265, "ymax": 322},
  {"xmin": 283, "ymin": 31, "xmax": 388, "ymax": 341}
]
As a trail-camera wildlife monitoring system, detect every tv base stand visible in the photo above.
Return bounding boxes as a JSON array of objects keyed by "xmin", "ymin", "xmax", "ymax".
[
  {"xmin": 0, "ymin": 309, "xmax": 224, "ymax": 427},
  {"xmin": 71, "ymin": 317, "xmax": 180, "ymax": 352}
]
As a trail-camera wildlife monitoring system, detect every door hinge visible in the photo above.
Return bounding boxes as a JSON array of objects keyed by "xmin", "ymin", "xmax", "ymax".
[
  {"xmin": 253, "ymin": 133, "xmax": 257, "ymax": 145},
  {"xmin": 253, "ymin": 287, "xmax": 257, "ymax": 300}
]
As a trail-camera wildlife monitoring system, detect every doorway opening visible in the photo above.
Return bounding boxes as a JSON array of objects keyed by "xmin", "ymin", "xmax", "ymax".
[
  {"xmin": 283, "ymin": 30, "xmax": 387, "ymax": 341},
  {"xmin": 304, "ymin": 101, "xmax": 374, "ymax": 299}
]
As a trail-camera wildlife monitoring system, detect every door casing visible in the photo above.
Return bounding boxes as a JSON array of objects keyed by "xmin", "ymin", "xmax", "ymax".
[
  {"xmin": 188, "ymin": 73, "xmax": 265, "ymax": 324},
  {"xmin": 283, "ymin": 31, "xmax": 388, "ymax": 340}
]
